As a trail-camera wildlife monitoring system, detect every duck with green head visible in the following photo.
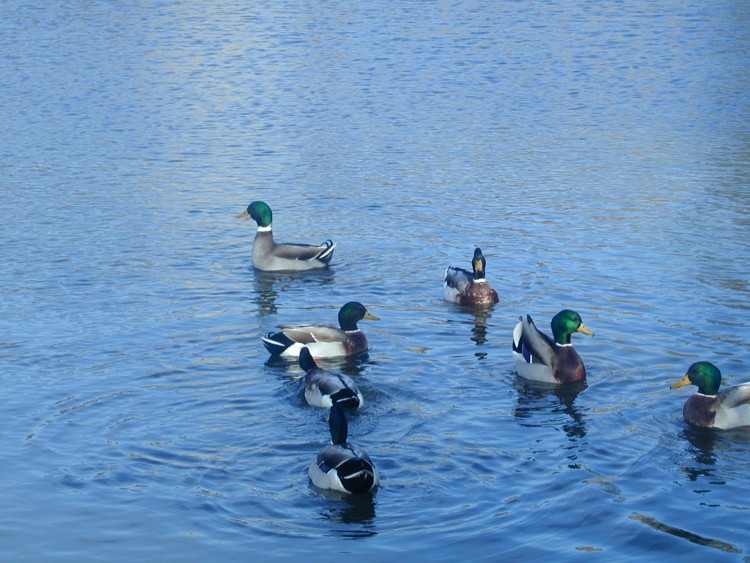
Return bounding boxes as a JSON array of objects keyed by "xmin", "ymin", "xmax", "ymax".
[
  {"xmin": 237, "ymin": 200, "xmax": 336, "ymax": 271},
  {"xmin": 262, "ymin": 301, "xmax": 379, "ymax": 359},
  {"xmin": 309, "ymin": 402, "xmax": 379, "ymax": 494},
  {"xmin": 512, "ymin": 309, "xmax": 594, "ymax": 384},
  {"xmin": 671, "ymin": 361, "xmax": 750, "ymax": 429},
  {"xmin": 443, "ymin": 247, "xmax": 499, "ymax": 307}
]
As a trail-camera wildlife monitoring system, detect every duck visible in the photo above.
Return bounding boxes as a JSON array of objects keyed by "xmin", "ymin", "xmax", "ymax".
[
  {"xmin": 308, "ymin": 402, "xmax": 379, "ymax": 494},
  {"xmin": 299, "ymin": 347, "xmax": 364, "ymax": 409},
  {"xmin": 512, "ymin": 309, "xmax": 594, "ymax": 384},
  {"xmin": 237, "ymin": 201, "xmax": 336, "ymax": 271},
  {"xmin": 443, "ymin": 248, "xmax": 499, "ymax": 306},
  {"xmin": 670, "ymin": 361, "xmax": 750, "ymax": 429},
  {"xmin": 262, "ymin": 301, "xmax": 379, "ymax": 359}
]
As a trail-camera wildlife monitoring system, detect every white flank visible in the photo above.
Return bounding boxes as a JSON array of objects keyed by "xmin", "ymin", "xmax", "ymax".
[
  {"xmin": 281, "ymin": 340, "xmax": 347, "ymax": 359},
  {"xmin": 308, "ymin": 461, "xmax": 347, "ymax": 493}
]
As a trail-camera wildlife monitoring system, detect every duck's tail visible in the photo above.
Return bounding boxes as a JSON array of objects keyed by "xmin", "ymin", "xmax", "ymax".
[
  {"xmin": 330, "ymin": 388, "xmax": 361, "ymax": 409},
  {"xmin": 338, "ymin": 458, "xmax": 377, "ymax": 494},
  {"xmin": 261, "ymin": 331, "xmax": 294, "ymax": 356},
  {"xmin": 315, "ymin": 240, "xmax": 336, "ymax": 265}
]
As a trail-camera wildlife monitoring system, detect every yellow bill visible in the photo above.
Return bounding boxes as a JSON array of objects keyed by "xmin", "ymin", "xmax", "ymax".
[
  {"xmin": 670, "ymin": 374, "xmax": 691, "ymax": 390},
  {"xmin": 577, "ymin": 323, "xmax": 594, "ymax": 336}
]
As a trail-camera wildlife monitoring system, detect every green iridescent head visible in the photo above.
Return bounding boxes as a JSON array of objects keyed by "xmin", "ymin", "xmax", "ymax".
[
  {"xmin": 671, "ymin": 361, "xmax": 722, "ymax": 395},
  {"xmin": 337, "ymin": 302, "xmax": 379, "ymax": 331},
  {"xmin": 237, "ymin": 201, "xmax": 273, "ymax": 227},
  {"xmin": 472, "ymin": 248, "xmax": 487, "ymax": 280},
  {"xmin": 550, "ymin": 309, "xmax": 594, "ymax": 345}
]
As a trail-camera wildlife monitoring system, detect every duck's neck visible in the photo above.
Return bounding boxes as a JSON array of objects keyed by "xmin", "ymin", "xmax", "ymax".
[
  {"xmin": 554, "ymin": 332, "xmax": 573, "ymax": 346},
  {"xmin": 339, "ymin": 319, "xmax": 360, "ymax": 332},
  {"xmin": 257, "ymin": 225, "xmax": 272, "ymax": 233},
  {"xmin": 329, "ymin": 405, "xmax": 348, "ymax": 445}
]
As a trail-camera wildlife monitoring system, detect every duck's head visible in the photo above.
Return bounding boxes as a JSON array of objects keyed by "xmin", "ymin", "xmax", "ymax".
[
  {"xmin": 472, "ymin": 247, "xmax": 487, "ymax": 280},
  {"xmin": 551, "ymin": 309, "xmax": 594, "ymax": 345},
  {"xmin": 329, "ymin": 403, "xmax": 348, "ymax": 445},
  {"xmin": 671, "ymin": 361, "xmax": 722, "ymax": 395},
  {"xmin": 299, "ymin": 347, "xmax": 318, "ymax": 372},
  {"xmin": 236, "ymin": 201, "xmax": 272, "ymax": 228},
  {"xmin": 338, "ymin": 301, "xmax": 379, "ymax": 331}
]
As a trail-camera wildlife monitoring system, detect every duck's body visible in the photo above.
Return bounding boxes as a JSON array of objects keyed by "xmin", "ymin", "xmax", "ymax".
[
  {"xmin": 444, "ymin": 248, "xmax": 499, "ymax": 306},
  {"xmin": 299, "ymin": 347, "xmax": 363, "ymax": 409},
  {"xmin": 671, "ymin": 362, "xmax": 750, "ymax": 429},
  {"xmin": 308, "ymin": 403, "xmax": 379, "ymax": 494},
  {"xmin": 237, "ymin": 201, "xmax": 335, "ymax": 271},
  {"xmin": 262, "ymin": 302, "xmax": 378, "ymax": 359},
  {"xmin": 512, "ymin": 310, "xmax": 594, "ymax": 384}
]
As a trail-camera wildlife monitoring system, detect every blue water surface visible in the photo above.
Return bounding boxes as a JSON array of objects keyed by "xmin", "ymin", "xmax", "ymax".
[{"xmin": 1, "ymin": 1, "xmax": 749, "ymax": 560}]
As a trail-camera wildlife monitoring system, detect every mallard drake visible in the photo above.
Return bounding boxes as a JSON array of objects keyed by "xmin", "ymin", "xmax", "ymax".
[
  {"xmin": 443, "ymin": 248, "xmax": 499, "ymax": 306},
  {"xmin": 299, "ymin": 347, "xmax": 363, "ymax": 409},
  {"xmin": 308, "ymin": 403, "xmax": 379, "ymax": 494},
  {"xmin": 262, "ymin": 301, "xmax": 379, "ymax": 359},
  {"xmin": 512, "ymin": 309, "xmax": 594, "ymax": 384},
  {"xmin": 671, "ymin": 361, "xmax": 750, "ymax": 429},
  {"xmin": 237, "ymin": 201, "xmax": 336, "ymax": 271}
]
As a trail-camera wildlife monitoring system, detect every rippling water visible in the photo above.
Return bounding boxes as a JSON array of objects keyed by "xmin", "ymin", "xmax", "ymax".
[{"xmin": 2, "ymin": 1, "xmax": 749, "ymax": 560}]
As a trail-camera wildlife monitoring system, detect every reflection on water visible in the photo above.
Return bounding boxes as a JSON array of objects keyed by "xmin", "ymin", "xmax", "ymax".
[
  {"xmin": 680, "ymin": 427, "xmax": 719, "ymax": 480},
  {"xmin": 444, "ymin": 304, "xmax": 496, "ymax": 359},
  {"xmin": 511, "ymin": 378, "xmax": 588, "ymax": 440},
  {"xmin": 251, "ymin": 269, "xmax": 336, "ymax": 316},
  {"xmin": 469, "ymin": 307, "xmax": 493, "ymax": 348},
  {"xmin": 265, "ymin": 349, "xmax": 373, "ymax": 378},
  {"xmin": 316, "ymin": 490, "xmax": 378, "ymax": 539},
  {"xmin": 679, "ymin": 426, "xmax": 750, "ymax": 482}
]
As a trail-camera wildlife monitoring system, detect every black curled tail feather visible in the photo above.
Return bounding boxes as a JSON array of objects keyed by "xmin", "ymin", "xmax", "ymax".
[
  {"xmin": 338, "ymin": 459, "xmax": 376, "ymax": 494},
  {"xmin": 261, "ymin": 331, "xmax": 295, "ymax": 355},
  {"xmin": 316, "ymin": 240, "xmax": 336, "ymax": 264},
  {"xmin": 331, "ymin": 388, "xmax": 360, "ymax": 409}
]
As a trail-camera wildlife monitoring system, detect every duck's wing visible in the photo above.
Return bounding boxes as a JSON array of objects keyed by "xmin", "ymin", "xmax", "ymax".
[
  {"xmin": 282, "ymin": 325, "xmax": 346, "ymax": 344},
  {"xmin": 444, "ymin": 266, "xmax": 473, "ymax": 292},
  {"xmin": 513, "ymin": 314, "xmax": 556, "ymax": 366},
  {"xmin": 272, "ymin": 240, "xmax": 336, "ymax": 264},
  {"xmin": 719, "ymin": 382, "xmax": 750, "ymax": 409},
  {"xmin": 713, "ymin": 382, "xmax": 750, "ymax": 429},
  {"xmin": 306, "ymin": 370, "xmax": 362, "ymax": 408},
  {"xmin": 316, "ymin": 444, "xmax": 377, "ymax": 493},
  {"xmin": 316, "ymin": 444, "xmax": 356, "ymax": 473},
  {"xmin": 262, "ymin": 324, "xmax": 343, "ymax": 356}
]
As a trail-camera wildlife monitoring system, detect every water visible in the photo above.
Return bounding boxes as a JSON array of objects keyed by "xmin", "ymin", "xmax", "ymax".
[{"xmin": 1, "ymin": 1, "xmax": 749, "ymax": 560}]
